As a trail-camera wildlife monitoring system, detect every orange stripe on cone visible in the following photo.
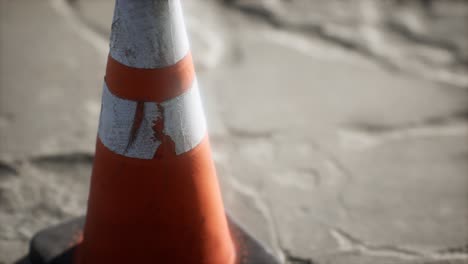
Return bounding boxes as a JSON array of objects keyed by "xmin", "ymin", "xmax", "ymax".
[{"xmin": 105, "ymin": 53, "xmax": 195, "ymax": 102}]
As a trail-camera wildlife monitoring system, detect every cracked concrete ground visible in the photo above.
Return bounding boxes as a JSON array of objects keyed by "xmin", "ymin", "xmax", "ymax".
[{"xmin": 1, "ymin": 0, "xmax": 467, "ymax": 263}]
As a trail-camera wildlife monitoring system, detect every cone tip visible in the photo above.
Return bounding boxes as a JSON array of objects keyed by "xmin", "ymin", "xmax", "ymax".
[{"xmin": 109, "ymin": 0, "xmax": 190, "ymax": 69}]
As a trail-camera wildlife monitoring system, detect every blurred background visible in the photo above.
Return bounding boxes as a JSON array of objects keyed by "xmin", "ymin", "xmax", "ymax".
[{"xmin": 1, "ymin": 0, "xmax": 467, "ymax": 263}]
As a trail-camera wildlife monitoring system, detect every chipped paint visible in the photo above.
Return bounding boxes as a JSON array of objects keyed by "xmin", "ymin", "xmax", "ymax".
[{"xmin": 98, "ymin": 81, "xmax": 206, "ymax": 159}]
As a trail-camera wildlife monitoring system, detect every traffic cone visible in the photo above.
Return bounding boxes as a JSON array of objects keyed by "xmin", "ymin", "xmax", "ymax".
[{"xmin": 28, "ymin": 0, "xmax": 279, "ymax": 264}]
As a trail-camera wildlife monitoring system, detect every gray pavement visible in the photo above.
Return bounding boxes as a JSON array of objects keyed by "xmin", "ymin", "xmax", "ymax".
[{"xmin": 1, "ymin": 0, "xmax": 467, "ymax": 263}]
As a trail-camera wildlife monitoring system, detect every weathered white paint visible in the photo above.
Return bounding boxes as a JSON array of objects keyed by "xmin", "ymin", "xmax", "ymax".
[
  {"xmin": 162, "ymin": 80, "xmax": 207, "ymax": 155},
  {"xmin": 98, "ymin": 84, "xmax": 161, "ymax": 159},
  {"xmin": 98, "ymin": 81, "xmax": 206, "ymax": 159},
  {"xmin": 109, "ymin": 0, "xmax": 190, "ymax": 69}
]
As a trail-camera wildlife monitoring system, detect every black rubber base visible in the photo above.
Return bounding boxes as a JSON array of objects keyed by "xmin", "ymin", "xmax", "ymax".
[
  {"xmin": 28, "ymin": 216, "xmax": 279, "ymax": 264},
  {"xmin": 29, "ymin": 217, "xmax": 83, "ymax": 264}
]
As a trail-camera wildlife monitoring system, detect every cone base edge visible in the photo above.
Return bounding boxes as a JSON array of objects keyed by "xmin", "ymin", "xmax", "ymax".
[{"xmin": 27, "ymin": 216, "xmax": 280, "ymax": 264}]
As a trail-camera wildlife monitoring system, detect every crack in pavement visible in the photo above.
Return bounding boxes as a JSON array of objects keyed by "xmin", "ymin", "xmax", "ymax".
[
  {"xmin": 29, "ymin": 152, "xmax": 94, "ymax": 167},
  {"xmin": 386, "ymin": 20, "xmax": 466, "ymax": 66},
  {"xmin": 0, "ymin": 151, "xmax": 94, "ymax": 179},
  {"xmin": 0, "ymin": 161, "xmax": 18, "ymax": 179},
  {"xmin": 339, "ymin": 111, "xmax": 468, "ymax": 150},
  {"xmin": 439, "ymin": 245, "xmax": 468, "ymax": 254},
  {"xmin": 226, "ymin": 175, "xmax": 286, "ymax": 263},
  {"xmin": 308, "ymin": 141, "xmax": 355, "ymax": 212},
  {"xmin": 330, "ymin": 227, "xmax": 468, "ymax": 261},
  {"xmin": 221, "ymin": 0, "xmax": 468, "ymax": 88},
  {"xmin": 283, "ymin": 248, "xmax": 316, "ymax": 264},
  {"xmin": 330, "ymin": 227, "xmax": 423, "ymax": 260},
  {"xmin": 285, "ymin": 139, "xmax": 355, "ymax": 185}
]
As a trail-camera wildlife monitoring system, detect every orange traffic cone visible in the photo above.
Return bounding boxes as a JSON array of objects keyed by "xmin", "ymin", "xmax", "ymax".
[{"xmin": 28, "ymin": 1, "xmax": 278, "ymax": 263}]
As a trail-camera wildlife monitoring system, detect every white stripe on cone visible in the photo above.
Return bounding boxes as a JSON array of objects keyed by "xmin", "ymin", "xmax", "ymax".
[
  {"xmin": 110, "ymin": 0, "xmax": 190, "ymax": 69},
  {"xmin": 161, "ymin": 81, "xmax": 207, "ymax": 155},
  {"xmin": 98, "ymin": 81, "xmax": 206, "ymax": 159}
]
